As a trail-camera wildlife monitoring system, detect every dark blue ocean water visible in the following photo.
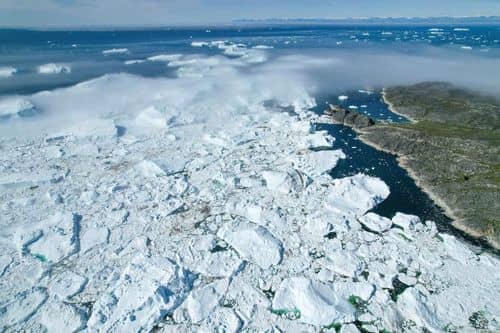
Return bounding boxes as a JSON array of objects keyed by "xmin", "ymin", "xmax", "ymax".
[
  {"xmin": 1, "ymin": 25, "xmax": 498, "ymax": 248},
  {"xmin": 1, "ymin": 25, "xmax": 499, "ymax": 95}
]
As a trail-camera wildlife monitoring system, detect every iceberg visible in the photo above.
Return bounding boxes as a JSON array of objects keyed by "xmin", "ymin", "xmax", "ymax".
[
  {"xmin": 0, "ymin": 66, "xmax": 16, "ymax": 78},
  {"xmin": 38, "ymin": 63, "xmax": 71, "ymax": 74},
  {"xmin": 102, "ymin": 48, "xmax": 129, "ymax": 55}
]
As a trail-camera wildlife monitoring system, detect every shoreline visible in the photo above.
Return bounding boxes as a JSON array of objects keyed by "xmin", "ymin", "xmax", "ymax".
[
  {"xmin": 327, "ymin": 95, "xmax": 499, "ymax": 252},
  {"xmin": 381, "ymin": 88, "xmax": 417, "ymax": 123},
  {"xmin": 367, "ymin": 92, "xmax": 499, "ymax": 251}
]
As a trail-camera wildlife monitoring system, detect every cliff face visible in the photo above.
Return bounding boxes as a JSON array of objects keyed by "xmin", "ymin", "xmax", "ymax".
[{"xmin": 328, "ymin": 84, "xmax": 500, "ymax": 249}]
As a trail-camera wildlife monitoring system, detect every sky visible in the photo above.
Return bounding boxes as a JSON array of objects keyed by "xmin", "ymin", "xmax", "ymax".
[{"xmin": 1, "ymin": 0, "xmax": 500, "ymax": 27}]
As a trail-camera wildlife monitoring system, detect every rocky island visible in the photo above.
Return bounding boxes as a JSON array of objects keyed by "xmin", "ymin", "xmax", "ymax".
[{"xmin": 329, "ymin": 82, "xmax": 500, "ymax": 249}]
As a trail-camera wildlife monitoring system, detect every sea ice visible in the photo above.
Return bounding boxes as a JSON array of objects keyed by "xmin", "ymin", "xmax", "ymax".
[
  {"xmin": 358, "ymin": 212, "xmax": 393, "ymax": 233},
  {"xmin": 39, "ymin": 299, "xmax": 87, "ymax": 333},
  {"xmin": 0, "ymin": 97, "xmax": 37, "ymax": 119},
  {"xmin": 124, "ymin": 59, "xmax": 146, "ymax": 65},
  {"xmin": 0, "ymin": 66, "xmax": 17, "ymax": 78},
  {"xmin": 102, "ymin": 48, "xmax": 129, "ymax": 55},
  {"xmin": 174, "ymin": 279, "xmax": 228, "ymax": 323},
  {"xmin": 147, "ymin": 54, "xmax": 183, "ymax": 62},
  {"xmin": 87, "ymin": 255, "xmax": 192, "ymax": 332},
  {"xmin": 325, "ymin": 174, "xmax": 390, "ymax": 218},
  {"xmin": 195, "ymin": 251, "xmax": 243, "ymax": 278},
  {"xmin": 27, "ymin": 212, "xmax": 81, "ymax": 263},
  {"xmin": 392, "ymin": 212, "xmax": 420, "ymax": 231},
  {"xmin": 48, "ymin": 270, "xmax": 88, "ymax": 300},
  {"xmin": 217, "ymin": 218, "xmax": 283, "ymax": 269},
  {"xmin": 38, "ymin": 63, "xmax": 71, "ymax": 74},
  {"xmin": 0, "ymin": 287, "xmax": 48, "ymax": 330},
  {"xmin": 272, "ymin": 277, "xmax": 355, "ymax": 326}
]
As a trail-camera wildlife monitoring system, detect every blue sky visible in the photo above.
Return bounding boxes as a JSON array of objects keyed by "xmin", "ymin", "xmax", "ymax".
[{"xmin": 1, "ymin": 0, "xmax": 500, "ymax": 27}]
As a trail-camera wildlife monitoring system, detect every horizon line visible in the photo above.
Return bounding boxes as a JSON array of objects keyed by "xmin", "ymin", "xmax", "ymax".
[{"xmin": 1, "ymin": 15, "xmax": 499, "ymax": 30}]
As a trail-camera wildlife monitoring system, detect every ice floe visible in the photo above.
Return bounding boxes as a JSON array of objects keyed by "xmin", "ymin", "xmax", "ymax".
[
  {"xmin": 102, "ymin": 48, "xmax": 129, "ymax": 55},
  {"xmin": 38, "ymin": 63, "xmax": 71, "ymax": 74},
  {"xmin": 1, "ymin": 39, "xmax": 499, "ymax": 333},
  {"xmin": 0, "ymin": 66, "xmax": 16, "ymax": 78},
  {"xmin": 87, "ymin": 255, "xmax": 192, "ymax": 332}
]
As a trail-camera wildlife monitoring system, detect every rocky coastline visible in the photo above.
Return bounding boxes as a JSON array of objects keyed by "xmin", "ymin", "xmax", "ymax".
[{"xmin": 326, "ymin": 83, "xmax": 500, "ymax": 251}]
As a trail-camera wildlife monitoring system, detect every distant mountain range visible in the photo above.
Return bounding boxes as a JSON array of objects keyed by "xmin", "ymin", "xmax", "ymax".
[{"xmin": 234, "ymin": 16, "xmax": 500, "ymax": 26}]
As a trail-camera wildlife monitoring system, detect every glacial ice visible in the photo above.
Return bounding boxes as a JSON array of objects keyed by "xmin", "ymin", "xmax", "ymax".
[
  {"xmin": 358, "ymin": 212, "xmax": 393, "ymax": 233},
  {"xmin": 38, "ymin": 63, "xmax": 71, "ymax": 74},
  {"xmin": 0, "ymin": 97, "xmax": 37, "ymax": 119},
  {"xmin": 147, "ymin": 54, "xmax": 183, "ymax": 62},
  {"xmin": 325, "ymin": 174, "xmax": 391, "ymax": 218},
  {"xmin": 272, "ymin": 277, "xmax": 355, "ymax": 326},
  {"xmin": 1, "ymin": 40, "xmax": 499, "ymax": 333},
  {"xmin": 218, "ymin": 218, "xmax": 283, "ymax": 269},
  {"xmin": 102, "ymin": 48, "xmax": 129, "ymax": 55},
  {"xmin": 0, "ymin": 66, "xmax": 17, "ymax": 78},
  {"xmin": 87, "ymin": 255, "xmax": 192, "ymax": 332}
]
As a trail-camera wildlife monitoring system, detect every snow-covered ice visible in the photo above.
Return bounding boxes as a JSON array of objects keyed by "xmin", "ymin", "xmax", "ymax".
[
  {"xmin": 102, "ymin": 48, "xmax": 129, "ymax": 55},
  {"xmin": 0, "ymin": 40, "xmax": 499, "ymax": 333},
  {"xmin": 38, "ymin": 63, "xmax": 71, "ymax": 74},
  {"xmin": 0, "ymin": 66, "xmax": 17, "ymax": 78}
]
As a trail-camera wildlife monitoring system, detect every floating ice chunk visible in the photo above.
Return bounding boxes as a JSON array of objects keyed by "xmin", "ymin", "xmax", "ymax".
[
  {"xmin": 203, "ymin": 308, "xmax": 242, "ymax": 333},
  {"xmin": 87, "ymin": 255, "xmax": 192, "ymax": 332},
  {"xmin": 292, "ymin": 149, "xmax": 346, "ymax": 177},
  {"xmin": 49, "ymin": 118, "xmax": 117, "ymax": 140},
  {"xmin": 218, "ymin": 219, "xmax": 283, "ymax": 269},
  {"xmin": 102, "ymin": 48, "xmax": 129, "ymax": 55},
  {"xmin": 0, "ymin": 170, "xmax": 61, "ymax": 190},
  {"xmin": 300, "ymin": 132, "xmax": 335, "ymax": 149},
  {"xmin": 341, "ymin": 324, "xmax": 361, "ymax": 333},
  {"xmin": 134, "ymin": 106, "xmax": 168, "ymax": 131},
  {"xmin": 175, "ymin": 279, "xmax": 228, "ymax": 323},
  {"xmin": 338, "ymin": 95, "xmax": 349, "ymax": 101},
  {"xmin": 253, "ymin": 45, "xmax": 274, "ymax": 49},
  {"xmin": 348, "ymin": 105, "xmax": 358, "ymax": 109},
  {"xmin": 0, "ymin": 97, "xmax": 38, "ymax": 120},
  {"xmin": 439, "ymin": 234, "xmax": 475, "ymax": 264},
  {"xmin": 80, "ymin": 227, "xmax": 110, "ymax": 253},
  {"xmin": 305, "ymin": 210, "xmax": 349, "ymax": 237},
  {"xmin": 320, "ymin": 250, "xmax": 364, "ymax": 278},
  {"xmin": 27, "ymin": 212, "xmax": 81, "ymax": 263},
  {"xmin": 153, "ymin": 157, "xmax": 188, "ymax": 175},
  {"xmin": 453, "ymin": 28, "xmax": 470, "ymax": 31},
  {"xmin": 272, "ymin": 277, "xmax": 355, "ymax": 326},
  {"xmin": 262, "ymin": 169, "xmax": 309, "ymax": 194},
  {"xmin": 147, "ymin": 54, "xmax": 183, "ymax": 62},
  {"xmin": 461, "ymin": 46, "xmax": 472, "ymax": 50},
  {"xmin": 38, "ymin": 63, "xmax": 71, "ymax": 74},
  {"xmin": 39, "ymin": 299, "xmax": 87, "ymax": 333},
  {"xmin": 195, "ymin": 251, "xmax": 242, "ymax": 278},
  {"xmin": 48, "ymin": 271, "xmax": 88, "ymax": 300},
  {"xmin": 124, "ymin": 59, "xmax": 146, "ymax": 65},
  {"xmin": 325, "ymin": 174, "xmax": 390, "ymax": 218},
  {"xmin": 191, "ymin": 41, "xmax": 209, "ymax": 47},
  {"xmin": 397, "ymin": 288, "xmax": 441, "ymax": 332},
  {"xmin": 358, "ymin": 212, "xmax": 393, "ymax": 233},
  {"xmin": 0, "ymin": 66, "xmax": 16, "ymax": 78},
  {"xmin": 70, "ymin": 143, "xmax": 99, "ymax": 156},
  {"xmin": 392, "ymin": 213, "xmax": 420, "ymax": 231},
  {"xmin": 0, "ymin": 287, "xmax": 48, "ymax": 330},
  {"xmin": 134, "ymin": 160, "xmax": 167, "ymax": 178}
]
